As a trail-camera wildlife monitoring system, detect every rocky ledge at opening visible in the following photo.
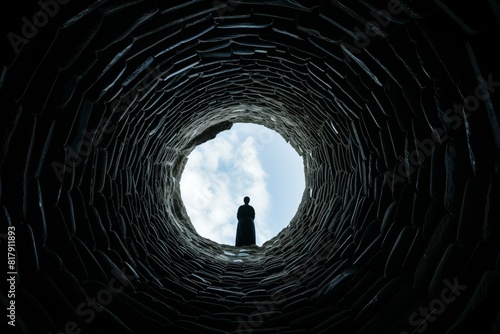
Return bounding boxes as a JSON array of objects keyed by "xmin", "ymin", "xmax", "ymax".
[{"xmin": 1, "ymin": 1, "xmax": 500, "ymax": 333}]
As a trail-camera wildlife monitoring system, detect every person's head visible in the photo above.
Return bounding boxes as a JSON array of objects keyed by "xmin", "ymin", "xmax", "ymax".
[{"xmin": 243, "ymin": 196, "xmax": 250, "ymax": 204}]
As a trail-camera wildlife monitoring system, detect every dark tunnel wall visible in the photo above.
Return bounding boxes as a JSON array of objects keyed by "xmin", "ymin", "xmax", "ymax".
[{"xmin": 1, "ymin": 1, "xmax": 500, "ymax": 333}]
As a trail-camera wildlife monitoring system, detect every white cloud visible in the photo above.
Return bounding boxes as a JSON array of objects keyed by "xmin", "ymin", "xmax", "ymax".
[
  {"xmin": 180, "ymin": 122, "xmax": 305, "ymax": 247},
  {"xmin": 180, "ymin": 127, "xmax": 271, "ymax": 246}
]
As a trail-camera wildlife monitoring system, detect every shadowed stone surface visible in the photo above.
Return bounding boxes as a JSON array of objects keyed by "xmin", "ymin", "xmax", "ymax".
[{"xmin": 1, "ymin": 1, "xmax": 499, "ymax": 333}]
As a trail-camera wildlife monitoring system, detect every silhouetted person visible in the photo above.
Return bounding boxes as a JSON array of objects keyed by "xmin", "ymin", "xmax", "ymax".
[{"xmin": 235, "ymin": 196, "xmax": 256, "ymax": 246}]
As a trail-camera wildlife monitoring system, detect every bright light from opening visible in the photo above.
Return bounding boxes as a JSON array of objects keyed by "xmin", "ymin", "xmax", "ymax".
[{"xmin": 180, "ymin": 123, "xmax": 305, "ymax": 246}]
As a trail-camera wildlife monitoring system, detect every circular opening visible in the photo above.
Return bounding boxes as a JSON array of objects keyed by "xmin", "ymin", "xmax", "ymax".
[{"xmin": 180, "ymin": 123, "xmax": 305, "ymax": 246}]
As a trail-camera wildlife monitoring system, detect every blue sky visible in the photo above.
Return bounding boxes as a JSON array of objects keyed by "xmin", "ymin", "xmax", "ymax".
[{"xmin": 180, "ymin": 123, "xmax": 305, "ymax": 246}]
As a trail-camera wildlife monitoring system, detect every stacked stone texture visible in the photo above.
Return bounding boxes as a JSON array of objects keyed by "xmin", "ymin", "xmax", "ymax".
[{"xmin": 0, "ymin": 1, "xmax": 499, "ymax": 333}]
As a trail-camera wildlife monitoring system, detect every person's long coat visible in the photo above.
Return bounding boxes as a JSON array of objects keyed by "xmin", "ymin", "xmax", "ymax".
[{"xmin": 235, "ymin": 204, "xmax": 256, "ymax": 246}]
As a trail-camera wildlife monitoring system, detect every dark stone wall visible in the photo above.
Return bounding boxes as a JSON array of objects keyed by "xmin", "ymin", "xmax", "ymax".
[{"xmin": 1, "ymin": 1, "xmax": 499, "ymax": 333}]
